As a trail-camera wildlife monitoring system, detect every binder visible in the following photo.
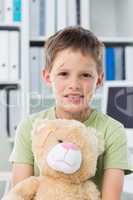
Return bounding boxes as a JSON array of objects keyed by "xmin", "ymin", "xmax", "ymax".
[
  {"xmin": 115, "ymin": 47, "xmax": 125, "ymax": 80},
  {"xmin": 80, "ymin": 0, "xmax": 90, "ymax": 29},
  {"xmin": 76, "ymin": 0, "xmax": 80, "ymax": 25},
  {"xmin": 39, "ymin": 0, "xmax": 45, "ymax": 36},
  {"xmin": 9, "ymin": 89, "xmax": 21, "ymax": 138},
  {"xmin": 5, "ymin": 0, "xmax": 13, "ymax": 23},
  {"xmin": 0, "ymin": 31, "xmax": 9, "ymax": 81},
  {"xmin": 57, "ymin": 0, "xmax": 67, "ymax": 30},
  {"xmin": 67, "ymin": 0, "xmax": 77, "ymax": 26},
  {"xmin": 8, "ymin": 30, "xmax": 19, "ymax": 81},
  {"xmin": 105, "ymin": 47, "xmax": 115, "ymax": 80},
  {"xmin": 125, "ymin": 46, "xmax": 133, "ymax": 81},
  {"xmin": 0, "ymin": 89, "xmax": 7, "ymax": 137},
  {"xmin": 0, "ymin": 0, "xmax": 4, "ymax": 21},
  {"xmin": 13, "ymin": 0, "xmax": 22, "ymax": 22},
  {"xmin": 30, "ymin": 47, "xmax": 41, "ymax": 94},
  {"xmin": 30, "ymin": 0, "xmax": 40, "ymax": 36},
  {"xmin": 45, "ymin": 0, "xmax": 56, "ymax": 36}
]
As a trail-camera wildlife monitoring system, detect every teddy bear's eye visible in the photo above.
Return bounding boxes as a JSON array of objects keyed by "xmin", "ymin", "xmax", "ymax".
[{"xmin": 58, "ymin": 140, "xmax": 63, "ymax": 143}]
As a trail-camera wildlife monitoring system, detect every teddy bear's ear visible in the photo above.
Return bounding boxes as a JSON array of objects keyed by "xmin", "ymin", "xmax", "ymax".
[
  {"xmin": 31, "ymin": 119, "xmax": 50, "ymax": 136},
  {"xmin": 87, "ymin": 127, "xmax": 104, "ymax": 156},
  {"xmin": 31, "ymin": 119, "xmax": 56, "ymax": 147},
  {"xmin": 32, "ymin": 119, "xmax": 56, "ymax": 162}
]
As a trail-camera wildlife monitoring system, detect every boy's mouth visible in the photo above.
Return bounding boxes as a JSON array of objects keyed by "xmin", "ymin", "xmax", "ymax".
[{"xmin": 64, "ymin": 94, "xmax": 84, "ymax": 104}]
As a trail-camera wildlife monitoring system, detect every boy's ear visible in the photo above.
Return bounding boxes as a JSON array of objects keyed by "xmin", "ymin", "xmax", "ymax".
[
  {"xmin": 42, "ymin": 69, "xmax": 51, "ymax": 86},
  {"xmin": 96, "ymin": 72, "xmax": 104, "ymax": 88}
]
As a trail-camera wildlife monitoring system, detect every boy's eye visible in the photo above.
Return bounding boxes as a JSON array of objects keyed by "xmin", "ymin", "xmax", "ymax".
[
  {"xmin": 58, "ymin": 72, "xmax": 68, "ymax": 76},
  {"xmin": 82, "ymin": 73, "xmax": 92, "ymax": 78}
]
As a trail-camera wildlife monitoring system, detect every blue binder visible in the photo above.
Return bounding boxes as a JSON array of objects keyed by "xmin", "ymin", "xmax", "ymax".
[
  {"xmin": 13, "ymin": 0, "xmax": 21, "ymax": 22},
  {"xmin": 105, "ymin": 47, "xmax": 115, "ymax": 80}
]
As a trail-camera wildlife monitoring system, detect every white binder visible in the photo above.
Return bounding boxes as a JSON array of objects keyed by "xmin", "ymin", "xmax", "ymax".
[
  {"xmin": 0, "ymin": 89, "xmax": 7, "ymax": 137},
  {"xmin": 0, "ymin": 31, "xmax": 9, "ymax": 81},
  {"xmin": 125, "ymin": 46, "xmax": 133, "ymax": 81},
  {"xmin": 67, "ymin": 0, "xmax": 77, "ymax": 26},
  {"xmin": 45, "ymin": 0, "xmax": 56, "ymax": 36},
  {"xmin": 4, "ymin": 0, "xmax": 13, "ymax": 23},
  {"xmin": 39, "ymin": 0, "xmax": 45, "ymax": 36},
  {"xmin": 0, "ymin": 0, "xmax": 4, "ymax": 21},
  {"xmin": 80, "ymin": 0, "xmax": 90, "ymax": 29},
  {"xmin": 9, "ymin": 89, "xmax": 21, "ymax": 138},
  {"xmin": 30, "ymin": 47, "xmax": 41, "ymax": 94},
  {"xmin": 30, "ymin": 0, "xmax": 39, "ymax": 36},
  {"xmin": 57, "ymin": 0, "xmax": 67, "ymax": 30},
  {"xmin": 8, "ymin": 31, "xmax": 19, "ymax": 81}
]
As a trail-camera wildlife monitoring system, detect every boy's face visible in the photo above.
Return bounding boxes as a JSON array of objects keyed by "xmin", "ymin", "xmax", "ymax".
[{"xmin": 43, "ymin": 48, "xmax": 103, "ymax": 114}]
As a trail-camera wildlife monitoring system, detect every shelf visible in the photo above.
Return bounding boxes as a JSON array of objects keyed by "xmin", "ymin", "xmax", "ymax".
[
  {"xmin": 0, "ymin": 81, "xmax": 21, "ymax": 90},
  {"xmin": 0, "ymin": 23, "xmax": 21, "ymax": 30},
  {"xmin": 99, "ymin": 37, "xmax": 133, "ymax": 45},
  {"xmin": 0, "ymin": 80, "xmax": 21, "ymax": 85},
  {"xmin": 30, "ymin": 36, "xmax": 46, "ymax": 46}
]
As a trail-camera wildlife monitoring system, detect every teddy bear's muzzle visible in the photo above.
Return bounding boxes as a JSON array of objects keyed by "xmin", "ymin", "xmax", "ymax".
[{"xmin": 46, "ymin": 143, "xmax": 82, "ymax": 174}]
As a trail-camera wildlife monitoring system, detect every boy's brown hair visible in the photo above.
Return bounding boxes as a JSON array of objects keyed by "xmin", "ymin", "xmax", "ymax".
[{"xmin": 44, "ymin": 26, "xmax": 104, "ymax": 74}]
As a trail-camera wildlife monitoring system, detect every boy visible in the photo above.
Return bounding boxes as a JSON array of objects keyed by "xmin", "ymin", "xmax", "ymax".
[{"xmin": 10, "ymin": 26, "xmax": 132, "ymax": 199}]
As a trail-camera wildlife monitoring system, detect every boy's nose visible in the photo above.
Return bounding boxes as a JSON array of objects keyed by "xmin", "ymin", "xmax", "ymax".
[
  {"xmin": 61, "ymin": 143, "xmax": 78, "ymax": 150},
  {"xmin": 68, "ymin": 77, "xmax": 80, "ymax": 90}
]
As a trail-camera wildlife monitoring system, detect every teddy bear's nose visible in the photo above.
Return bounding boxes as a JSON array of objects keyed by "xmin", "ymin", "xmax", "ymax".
[{"xmin": 61, "ymin": 143, "xmax": 78, "ymax": 150}]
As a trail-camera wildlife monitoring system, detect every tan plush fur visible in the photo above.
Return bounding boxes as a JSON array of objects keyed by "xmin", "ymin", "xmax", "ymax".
[{"xmin": 2, "ymin": 119, "xmax": 103, "ymax": 200}]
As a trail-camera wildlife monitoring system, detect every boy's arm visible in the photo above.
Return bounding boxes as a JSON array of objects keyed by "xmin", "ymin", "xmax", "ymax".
[
  {"xmin": 11, "ymin": 163, "xmax": 34, "ymax": 186},
  {"xmin": 101, "ymin": 168, "xmax": 124, "ymax": 200}
]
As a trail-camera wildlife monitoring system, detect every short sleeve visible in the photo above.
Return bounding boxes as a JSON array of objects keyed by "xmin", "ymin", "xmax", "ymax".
[
  {"xmin": 9, "ymin": 117, "xmax": 34, "ymax": 165},
  {"xmin": 104, "ymin": 124, "xmax": 132, "ymax": 174}
]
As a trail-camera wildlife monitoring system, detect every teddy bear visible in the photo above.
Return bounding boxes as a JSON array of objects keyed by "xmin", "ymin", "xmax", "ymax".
[{"xmin": 2, "ymin": 119, "xmax": 104, "ymax": 200}]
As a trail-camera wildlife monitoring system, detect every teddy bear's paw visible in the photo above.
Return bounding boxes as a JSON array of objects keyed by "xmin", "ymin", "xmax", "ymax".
[{"xmin": 1, "ymin": 193, "xmax": 25, "ymax": 200}]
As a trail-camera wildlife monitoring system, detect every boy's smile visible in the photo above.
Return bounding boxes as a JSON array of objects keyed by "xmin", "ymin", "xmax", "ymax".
[
  {"xmin": 43, "ymin": 48, "xmax": 103, "ymax": 121},
  {"xmin": 64, "ymin": 93, "xmax": 84, "ymax": 105}
]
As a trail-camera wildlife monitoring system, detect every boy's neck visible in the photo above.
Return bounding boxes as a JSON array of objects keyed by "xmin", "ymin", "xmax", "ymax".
[{"xmin": 55, "ymin": 107, "xmax": 93, "ymax": 122}]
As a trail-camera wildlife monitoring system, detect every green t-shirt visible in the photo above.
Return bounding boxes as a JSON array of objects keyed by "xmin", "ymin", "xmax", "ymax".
[{"xmin": 10, "ymin": 107, "xmax": 133, "ymax": 188}]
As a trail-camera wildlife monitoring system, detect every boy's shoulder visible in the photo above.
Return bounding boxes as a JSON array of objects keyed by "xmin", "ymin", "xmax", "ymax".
[
  {"xmin": 85, "ymin": 109, "xmax": 124, "ymax": 133},
  {"xmin": 19, "ymin": 107, "xmax": 55, "ymax": 128},
  {"xmin": 95, "ymin": 110, "xmax": 123, "ymax": 126}
]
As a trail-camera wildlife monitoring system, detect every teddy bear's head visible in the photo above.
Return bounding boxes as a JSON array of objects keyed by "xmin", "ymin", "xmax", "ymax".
[{"xmin": 32, "ymin": 119, "xmax": 104, "ymax": 184}]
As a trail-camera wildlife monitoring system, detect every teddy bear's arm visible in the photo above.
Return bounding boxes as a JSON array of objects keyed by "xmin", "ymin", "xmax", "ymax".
[
  {"xmin": 2, "ymin": 176, "xmax": 40, "ymax": 200},
  {"xmin": 83, "ymin": 181, "xmax": 101, "ymax": 200}
]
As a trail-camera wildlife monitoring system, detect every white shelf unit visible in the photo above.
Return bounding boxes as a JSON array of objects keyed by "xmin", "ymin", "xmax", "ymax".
[
  {"xmin": 0, "ymin": 0, "xmax": 30, "ymax": 140},
  {"xmin": 0, "ymin": 6, "xmax": 30, "ymax": 198}
]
